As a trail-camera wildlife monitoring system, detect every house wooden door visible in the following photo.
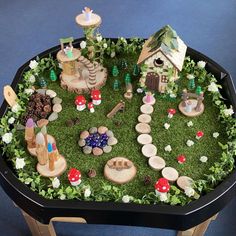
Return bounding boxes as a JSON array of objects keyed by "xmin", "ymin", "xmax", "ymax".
[{"xmin": 145, "ymin": 72, "xmax": 159, "ymax": 91}]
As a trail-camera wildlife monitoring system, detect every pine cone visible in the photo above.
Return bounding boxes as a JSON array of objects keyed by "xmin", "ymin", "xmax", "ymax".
[{"xmin": 144, "ymin": 175, "xmax": 152, "ymax": 186}]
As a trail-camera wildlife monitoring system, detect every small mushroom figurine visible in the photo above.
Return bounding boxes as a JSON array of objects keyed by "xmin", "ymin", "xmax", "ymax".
[
  {"xmin": 75, "ymin": 95, "xmax": 86, "ymax": 111},
  {"xmin": 91, "ymin": 90, "xmax": 101, "ymax": 105},
  {"xmin": 88, "ymin": 102, "xmax": 95, "ymax": 113},
  {"xmin": 196, "ymin": 131, "xmax": 204, "ymax": 140},
  {"xmin": 68, "ymin": 168, "xmax": 82, "ymax": 186},
  {"xmin": 177, "ymin": 155, "xmax": 186, "ymax": 164},
  {"xmin": 154, "ymin": 178, "xmax": 170, "ymax": 202},
  {"xmin": 167, "ymin": 108, "xmax": 176, "ymax": 118}
]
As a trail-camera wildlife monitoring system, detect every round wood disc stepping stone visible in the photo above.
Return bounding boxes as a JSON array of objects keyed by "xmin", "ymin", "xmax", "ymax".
[
  {"xmin": 177, "ymin": 176, "xmax": 194, "ymax": 190},
  {"xmin": 162, "ymin": 167, "xmax": 179, "ymax": 182},
  {"xmin": 104, "ymin": 157, "xmax": 137, "ymax": 184},
  {"xmin": 142, "ymin": 96, "xmax": 156, "ymax": 105},
  {"xmin": 142, "ymin": 144, "xmax": 157, "ymax": 158},
  {"xmin": 148, "ymin": 156, "xmax": 166, "ymax": 170},
  {"xmin": 140, "ymin": 104, "xmax": 154, "ymax": 114},
  {"xmin": 137, "ymin": 134, "xmax": 152, "ymax": 145},
  {"xmin": 28, "ymin": 134, "xmax": 56, "ymax": 157},
  {"xmin": 135, "ymin": 123, "xmax": 151, "ymax": 134},
  {"xmin": 138, "ymin": 114, "xmax": 152, "ymax": 123},
  {"xmin": 37, "ymin": 155, "xmax": 67, "ymax": 178}
]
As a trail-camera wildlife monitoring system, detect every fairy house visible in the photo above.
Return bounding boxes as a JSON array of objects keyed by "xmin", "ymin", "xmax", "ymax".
[{"xmin": 137, "ymin": 25, "xmax": 187, "ymax": 93}]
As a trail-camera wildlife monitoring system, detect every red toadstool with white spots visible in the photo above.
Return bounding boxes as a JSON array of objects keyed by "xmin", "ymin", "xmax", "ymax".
[
  {"xmin": 196, "ymin": 131, "xmax": 204, "ymax": 140},
  {"xmin": 91, "ymin": 90, "xmax": 101, "ymax": 105},
  {"xmin": 68, "ymin": 168, "xmax": 82, "ymax": 186},
  {"xmin": 167, "ymin": 108, "xmax": 176, "ymax": 118},
  {"xmin": 88, "ymin": 102, "xmax": 95, "ymax": 113},
  {"xmin": 75, "ymin": 95, "xmax": 86, "ymax": 111},
  {"xmin": 154, "ymin": 178, "xmax": 170, "ymax": 202},
  {"xmin": 177, "ymin": 155, "xmax": 186, "ymax": 164}
]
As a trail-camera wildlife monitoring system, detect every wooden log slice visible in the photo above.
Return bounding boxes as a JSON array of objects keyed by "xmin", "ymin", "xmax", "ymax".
[
  {"xmin": 135, "ymin": 123, "xmax": 151, "ymax": 134},
  {"xmin": 137, "ymin": 134, "xmax": 152, "ymax": 145},
  {"xmin": 37, "ymin": 155, "xmax": 67, "ymax": 178},
  {"xmin": 104, "ymin": 157, "xmax": 136, "ymax": 184},
  {"xmin": 148, "ymin": 156, "xmax": 166, "ymax": 170},
  {"xmin": 27, "ymin": 134, "xmax": 56, "ymax": 157},
  {"xmin": 138, "ymin": 114, "xmax": 152, "ymax": 123},
  {"xmin": 141, "ymin": 144, "xmax": 157, "ymax": 158},
  {"xmin": 140, "ymin": 104, "xmax": 154, "ymax": 114},
  {"xmin": 162, "ymin": 167, "xmax": 179, "ymax": 182},
  {"xmin": 177, "ymin": 176, "xmax": 194, "ymax": 190}
]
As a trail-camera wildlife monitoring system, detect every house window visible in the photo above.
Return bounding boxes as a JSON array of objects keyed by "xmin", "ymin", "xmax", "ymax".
[
  {"xmin": 153, "ymin": 58, "xmax": 164, "ymax": 67},
  {"xmin": 161, "ymin": 75, "xmax": 168, "ymax": 83}
]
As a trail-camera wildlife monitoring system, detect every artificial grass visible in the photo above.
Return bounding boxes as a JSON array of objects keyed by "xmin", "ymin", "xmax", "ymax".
[{"xmin": 18, "ymin": 53, "xmax": 227, "ymax": 199}]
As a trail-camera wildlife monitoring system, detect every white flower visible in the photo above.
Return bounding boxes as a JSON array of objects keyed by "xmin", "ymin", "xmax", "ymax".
[
  {"xmin": 200, "ymin": 156, "xmax": 208, "ymax": 163},
  {"xmin": 169, "ymin": 93, "xmax": 176, "ymax": 98},
  {"xmin": 96, "ymin": 35, "xmax": 102, "ymax": 42},
  {"xmin": 187, "ymin": 74, "xmax": 195, "ymax": 80},
  {"xmin": 208, "ymin": 82, "xmax": 219, "ymax": 93},
  {"xmin": 29, "ymin": 60, "xmax": 38, "ymax": 69},
  {"xmin": 24, "ymin": 88, "xmax": 34, "ymax": 95},
  {"xmin": 28, "ymin": 75, "xmax": 36, "ymax": 83},
  {"xmin": 169, "ymin": 77, "xmax": 175, "ymax": 82},
  {"xmin": 15, "ymin": 157, "xmax": 26, "ymax": 169},
  {"xmin": 11, "ymin": 103, "xmax": 21, "ymax": 113},
  {"xmin": 103, "ymin": 43, "xmax": 108, "ymax": 48},
  {"xmin": 137, "ymin": 88, "xmax": 143, "ymax": 94},
  {"xmin": 187, "ymin": 121, "xmax": 193, "ymax": 127},
  {"xmin": 2, "ymin": 132, "xmax": 13, "ymax": 144},
  {"xmin": 59, "ymin": 194, "xmax": 66, "ymax": 200},
  {"xmin": 52, "ymin": 177, "xmax": 60, "ymax": 189},
  {"xmin": 184, "ymin": 187, "xmax": 195, "ymax": 197},
  {"xmin": 120, "ymin": 37, "xmax": 127, "ymax": 44},
  {"xmin": 186, "ymin": 140, "xmax": 194, "ymax": 147},
  {"xmin": 110, "ymin": 51, "xmax": 116, "ymax": 58},
  {"xmin": 8, "ymin": 117, "xmax": 15, "ymax": 124},
  {"xmin": 223, "ymin": 106, "xmax": 234, "ymax": 117},
  {"xmin": 80, "ymin": 41, "xmax": 86, "ymax": 49},
  {"xmin": 197, "ymin": 61, "xmax": 206, "ymax": 69},
  {"xmin": 122, "ymin": 195, "xmax": 130, "ymax": 203},
  {"xmin": 213, "ymin": 132, "xmax": 219, "ymax": 138},
  {"xmin": 164, "ymin": 123, "xmax": 170, "ymax": 130},
  {"xmin": 164, "ymin": 145, "xmax": 172, "ymax": 152},
  {"xmin": 84, "ymin": 188, "xmax": 91, "ymax": 198},
  {"xmin": 58, "ymin": 63, "xmax": 62, "ymax": 69}
]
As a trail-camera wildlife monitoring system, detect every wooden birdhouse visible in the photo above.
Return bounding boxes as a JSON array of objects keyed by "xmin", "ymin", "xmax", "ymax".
[{"xmin": 137, "ymin": 25, "xmax": 187, "ymax": 93}]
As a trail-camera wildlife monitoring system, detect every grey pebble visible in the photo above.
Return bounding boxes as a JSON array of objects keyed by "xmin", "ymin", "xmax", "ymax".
[
  {"xmin": 89, "ymin": 127, "xmax": 97, "ymax": 134},
  {"xmin": 83, "ymin": 146, "xmax": 92, "ymax": 154},
  {"xmin": 48, "ymin": 112, "xmax": 58, "ymax": 121},
  {"xmin": 103, "ymin": 145, "xmax": 112, "ymax": 153}
]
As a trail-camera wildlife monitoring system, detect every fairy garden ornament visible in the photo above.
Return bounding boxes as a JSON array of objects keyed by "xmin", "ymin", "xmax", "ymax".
[
  {"xmin": 75, "ymin": 95, "xmax": 86, "ymax": 111},
  {"xmin": 25, "ymin": 118, "xmax": 36, "ymax": 150},
  {"xmin": 124, "ymin": 73, "xmax": 131, "ymax": 85},
  {"xmin": 50, "ymin": 69, "xmax": 58, "ymax": 81},
  {"xmin": 68, "ymin": 168, "xmax": 82, "ymax": 186},
  {"xmin": 148, "ymin": 156, "xmax": 166, "ymax": 170},
  {"xmin": 167, "ymin": 108, "xmax": 176, "ymax": 118},
  {"xmin": 162, "ymin": 167, "xmax": 179, "ymax": 182},
  {"xmin": 177, "ymin": 155, "xmax": 186, "ymax": 164},
  {"xmin": 155, "ymin": 178, "xmax": 170, "ymax": 202},
  {"xmin": 3, "ymin": 85, "xmax": 18, "ymax": 108},
  {"xmin": 113, "ymin": 79, "xmax": 120, "ymax": 91},
  {"xmin": 104, "ymin": 157, "xmax": 137, "ymax": 184},
  {"xmin": 88, "ymin": 102, "xmax": 95, "ymax": 113},
  {"xmin": 91, "ymin": 89, "xmax": 101, "ymax": 105},
  {"xmin": 124, "ymin": 82, "xmax": 133, "ymax": 100},
  {"xmin": 142, "ymin": 91, "xmax": 156, "ymax": 105},
  {"xmin": 179, "ymin": 89, "xmax": 204, "ymax": 117},
  {"xmin": 107, "ymin": 100, "xmax": 125, "ymax": 118}
]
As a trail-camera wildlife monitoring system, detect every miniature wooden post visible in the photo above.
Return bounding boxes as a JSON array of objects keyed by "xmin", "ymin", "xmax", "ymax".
[
  {"xmin": 35, "ymin": 132, "xmax": 48, "ymax": 165},
  {"xmin": 48, "ymin": 143, "xmax": 55, "ymax": 171},
  {"xmin": 3, "ymin": 85, "xmax": 18, "ymax": 107},
  {"xmin": 195, "ymin": 92, "xmax": 204, "ymax": 112},
  {"xmin": 52, "ymin": 143, "xmax": 59, "ymax": 161},
  {"xmin": 124, "ymin": 83, "xmax": 133, "ymax": 100},
  {"xmin": 182, "ymin": 89, "xmax": 188, "ymax": 107},
  {"xmin": 41, "ymin": 125, "xmax": 48, "ymax": 147},
  {"xmin": 25, "ymin": 118, "xmax": 36, "ymax": 149}
]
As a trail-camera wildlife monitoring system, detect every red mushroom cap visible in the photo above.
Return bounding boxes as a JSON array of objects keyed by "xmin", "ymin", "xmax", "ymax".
[
  {"xmin": 91, "ymin": 90, "xmax": 101, "ymax": 100},
  {"xmin": 177, "ymin": 155, "xmax": 186, "ymax": 164},
  {"xmin": 154, "ymin": 178, "xmax": 170, "ymax": 193},
  {"xmin": 167, "ymin": 108, "xmax": 176, "ymax": 115},
  {"xmin": 196, "ymin": 131, "xmax": 204, "ymax": 137},
  {"xmin": 75, "ymin": 95, "xmax": 86, "ymax": 106},
  {"xmin": 68, "ymin": 168, "xmax": 81, "ymax": 182},
  {"xmin": 88, "ymin": 102, "xmax": 94, "ymax": 109}
]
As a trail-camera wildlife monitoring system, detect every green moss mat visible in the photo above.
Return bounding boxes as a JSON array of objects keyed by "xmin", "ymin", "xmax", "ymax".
[{"xmin": 18, "ymin": 53, "xmax": 227, "ymax": 199}]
